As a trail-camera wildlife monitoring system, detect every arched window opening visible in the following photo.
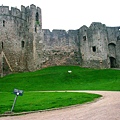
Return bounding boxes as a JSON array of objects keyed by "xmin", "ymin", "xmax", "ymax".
[
  {"xmin": 3, "ymin": 20, "xmax": 5, "ymax": 27},
  {"xmin": 21, "ymin": 41, "xmax": 25, "ymax": 48},
  {"xmin": 36, "ymin": 12, "xmax": 39, "ymax": 21},
  {"xmin": 108, "ymin": 43, "xmax": 116, "ymax": 47},
  {"xmin": 83, "ymin": 36, "xmax": 86, "ymax": 41}
]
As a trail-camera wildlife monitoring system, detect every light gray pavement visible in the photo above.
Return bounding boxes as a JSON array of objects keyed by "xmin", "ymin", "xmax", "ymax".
[{"xmin": 0, "ymin": 91, "xmax": 120, "ymax": 120}]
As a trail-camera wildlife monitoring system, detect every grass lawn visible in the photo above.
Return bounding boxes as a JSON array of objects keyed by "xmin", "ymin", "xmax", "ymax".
[
  {"xmin": 0, "ymin": 66, "xmax": 120, "ymax": 92},
  {"xmin": 0, "ymin": 92, "xmax": 101, "ymax": 114},
  {"xmin": 0, "ymin": 66, "xmax": 119, "ymax": 114}
]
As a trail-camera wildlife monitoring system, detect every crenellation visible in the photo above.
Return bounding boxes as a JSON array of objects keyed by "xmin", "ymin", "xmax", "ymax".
[
  {"xmin": 11, "ymin": 7, "xmax": 20, "ymax": 18},
  {"xmin": 43, "ymin": 29, "xmax": 51, "ymax": 34},
  {"xmin": 21, "ymin": 5, "xmax": 26, "ymax": 12},
  {"xmin": 25, "ymin": 6, "xmax": 30, "ymax": 14},
  {"xmin": 37, "ymin": 7, "xmax": 41, "ymax": 13},
  {"xmin": 43, "ymin": 29, "xmax": 78, "ymax": 48},
  {"xmin": 30, "ymin": 4, "xmax": 36, "ymax": 9},
  {"xmin": 52, "ymin": 29, "xmax": 67, "ymax": 34},
  {"xmin": 0, "ymin": 6, "xmax": 9, "ymax": 15},
  {"xmin": 21, "ymin": 5, "xmax": 26, "ymax": 20},
  {"xmin": 0, "ymin": 6, "xmax": 27, "ymax": 21}
]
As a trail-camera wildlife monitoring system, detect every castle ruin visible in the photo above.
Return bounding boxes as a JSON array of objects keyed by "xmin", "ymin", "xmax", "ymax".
[{"xmin": 0, "ymin": 4, "xmax": 120, "ymax": 76}]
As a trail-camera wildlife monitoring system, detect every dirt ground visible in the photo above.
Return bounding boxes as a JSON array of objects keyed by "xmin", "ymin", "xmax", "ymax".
[{"xmin": 0, "ymin": 91, "xmax": 120, "ymax": 120}]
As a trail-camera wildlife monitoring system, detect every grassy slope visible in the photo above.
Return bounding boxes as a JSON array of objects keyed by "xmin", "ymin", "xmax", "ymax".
[
  {"xmin": 0, "ymin": 92, "xmax": 101, "ymax": 114},
  {"xmin": 0, "ymin": 66, "xmax": 120, "ymax": 92},
  {"xmin": 0, "ymin": 66, "xmax": 119, "ymax": 114}
]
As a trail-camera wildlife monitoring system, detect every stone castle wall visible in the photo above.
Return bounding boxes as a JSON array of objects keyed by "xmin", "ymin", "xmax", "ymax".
[
  {"xmin": 78, "ymin": 23, "xmax": 109, "ymax": 68},
  {"xmin": 0, "ymin": 5, "xmax": 29, "ymax": 74},
  {"xmin": 0, "ymin": 4, "xmax": 120, "ymax": 76},
  {"xmin": 43, "ymin": 29, "xmax": 77, "ymax": 49},
  {"xmin": 78, "ymin": 23, "xmax": 120, "ymax": 68},
  {"xmin": 0, "ymin": 4, "xmax": 44, "ymax": 76},
  {"xmin": 42, "ymin": 29, "xmax": 80, "ymax": 67},
  {"xmin": 42, "ymin": 22, "xmax": 120, "ymax": 69}
]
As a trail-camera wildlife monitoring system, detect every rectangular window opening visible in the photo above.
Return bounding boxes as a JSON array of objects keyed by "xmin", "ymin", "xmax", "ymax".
[
  {"xmin": 92, "ymin": 46, "xmax": 96, "ymax": 52},
  {"xmin": 3, "ymin": 20, "xmax": 5, "ymax": 27},
  {"xmin": 21, "ymin": 41, "xmax": 25, "ymax": 48},
  {"xmin": 35, "ymin": 27, "xmax": 37, "ymax": 33},
  {"xmin": 2, "ymin": 42, "xmax": 3, "ymax": 49}
]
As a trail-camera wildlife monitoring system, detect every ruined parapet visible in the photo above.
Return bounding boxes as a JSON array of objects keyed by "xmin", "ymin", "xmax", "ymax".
[{"xmin": 77, "ymin": 22, "xmax": 110, "ymax": 68}]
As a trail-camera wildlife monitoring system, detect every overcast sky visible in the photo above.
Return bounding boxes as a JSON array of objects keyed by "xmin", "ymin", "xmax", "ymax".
[{"xmin": 1, "ymin": 0, "xmax": 120, "ymax": 30}]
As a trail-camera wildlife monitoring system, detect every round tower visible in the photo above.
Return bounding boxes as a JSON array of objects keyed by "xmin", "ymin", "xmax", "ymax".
[
  {"xmin": 27, "ymin": 4, "xmax": 44, "ymax": 71},
  {"xmin": 0, "ymin": 5, "xmax": 30, "ymax": 76},
  {"xmin": 28, "ymin": 4, "xmax": 42, "ymax": 33}
]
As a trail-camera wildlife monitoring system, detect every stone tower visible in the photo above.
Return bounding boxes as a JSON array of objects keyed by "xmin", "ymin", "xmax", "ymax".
[
  {"xmin": 77, "ymin": 22, "xmax": 120, "ymax": 68},
  {"xmin": 0, "ymin": 4, "xmax": 44, "ymax": 76},
  {"xmin": 26, "ymin": 4, "xmax": 44, "ymax": 71}
]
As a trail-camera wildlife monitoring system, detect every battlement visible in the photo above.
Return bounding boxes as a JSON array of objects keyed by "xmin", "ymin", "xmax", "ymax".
[
  {"xmin": 43, "ymin": 29, "xmax": 77, "ymax": 35},
  {"xmin": 0, "ymin": 4, "xmax": 41, "ymax": 20},
  {"xmin": 0, "ymin": 6, "xmax": 9, "ymax": 15},
  {"xmin": 43, "ymin": 29, "xmax": 78, "ymax": 49}
]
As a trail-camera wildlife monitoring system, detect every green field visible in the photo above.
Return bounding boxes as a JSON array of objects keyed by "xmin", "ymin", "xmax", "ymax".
[
  {"xmin": 0, "ymin": 66, "xmax": 120, "ymax": 114},
  {"xmin": 0, "ymin": 66, "xmax": 120, "ymax": 92}
]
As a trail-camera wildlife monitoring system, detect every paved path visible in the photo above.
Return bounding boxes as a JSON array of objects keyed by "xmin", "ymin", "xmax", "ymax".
[{"xmin": 0, "ymin": 91, "xmax": 120, "ymax": 120}]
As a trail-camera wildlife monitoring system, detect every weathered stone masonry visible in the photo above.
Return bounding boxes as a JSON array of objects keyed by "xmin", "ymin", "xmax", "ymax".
[
  {"xmin": 0, "ymin": 4, "xmax": 44, "ymax": 76},
  {"xmin": 78, "ymin": 23, "xmax": 120, "ymax": 68},
  {"xmin": 43, "ymin": 22, "xmax": 120, "ymax": 69},
  {"xmin": 0, "ymin": 4, "xmax": 120, "ymax": 76},
  {"xmin": 42, "ymin": 29, "xmax": 79, "ymax": 67}
]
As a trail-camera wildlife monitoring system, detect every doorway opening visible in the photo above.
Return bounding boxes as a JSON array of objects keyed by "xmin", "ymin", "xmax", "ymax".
[{"xmin": 109, "ymin": 57, "xmax": 116, "ymax": 68}]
